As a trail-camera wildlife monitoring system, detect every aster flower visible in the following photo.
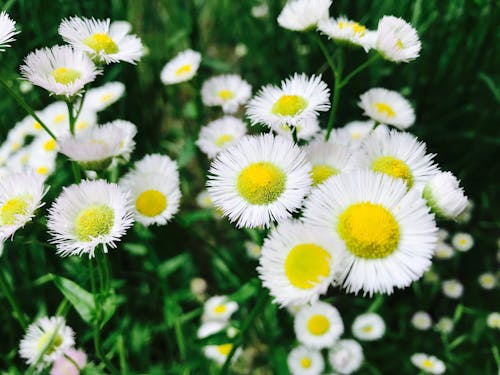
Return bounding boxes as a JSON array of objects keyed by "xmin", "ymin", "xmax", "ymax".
[
  {"xmin": 84, "ymin": 81, "xmax": 125, "ymax": 112},
  {"xmin": 411, "ymin": 311, "xmax": 433, "ymax": 330},
  {"xmin": 160, "ymin": 49, "xmax": 201, "ymax": 85},
  {"xmin": 410, "ymin": 353, "xmax": 445, "ymax": 374},
  {"xmin": 201, "ymin": 74, "xmax": 252, "ymax": 114},
  {"xmin": 377, "ymin": 16, "xmax": 421, "ymax": 63},
  {"xmin": 423, "ymin": 171, "xmax": 468, "ymax": 219},
  {"xmin": 441, "ymin": 279, "xmax": 464, "ymax": 299},
  {"xmin": 196, "ymin": 116, "xmax": 247, "ymax": 159},
  {"xmin": 328, "ymin": 339, "xmax": 364, "ymax": 375},
  {"xmin": 287, "ymin": 346, "xmax": 324, "ymax": 375},
  {"xmin": 50, "ymin": 348, "xmax": 87, "ymax": 375},
  {"xmin": 318, "ymin": 17, "xmax": 377, "ymax": 52},
  {"xmin": 202, "ymin": 295, "xmax": 238, "ymax": 322},
  {"xmin": 451, "ymin": 232, "xmax": 474, "ymax": 252},
  {"xmin": 0, "ymin": 12, "xmax": 19, "ymax": 51},
  {"xmin": 278, "ymin": 0, "xmax": 332, "ymax": 32},
  {"xmin": 305, "ymin": 140, "xmax": 354, "ymax": 186},
  {"xmin": 352, "ymin": 312, "xmax": 386, "ymax": 341}
]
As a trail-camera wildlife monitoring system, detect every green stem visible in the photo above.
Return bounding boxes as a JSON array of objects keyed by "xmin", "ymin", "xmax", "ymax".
[
  {"xmin": 314, "ymin": 34, "xmax": 336, "ymax": 72},
  {"xmin": 291, "ymin": 126, "xmax": 298, "ymax": 143},
  {"xmin": 66, "ymin": 101, "xmax": 76, "ymax": 136},
  {"xmin": 339, "ymin": 54, "xmax": 380, "ymax": 88},
  {"xmin": 325, "ymin": 51, "xmax": 344, "ymax": 140},
  {"xmin": 0, "ymin": 269, "xmax": 28, "ymax": 329},
  {"xmin": 74, "ymin": 92, "xmax": 87, "ymax": 123},
  {"xmin": 0, "ymin": 78, "xmax": 56, "ymax": 140},
  {"xmin": 220, "ymin": 286, "xmax": 269, "ymax": 374},
  {"xmin": 174, "ymin": 319, "xmax": 186, "ymax": 361},
  {"xmin": 117, "ymin": 335, "xmax": 128, "ymax": 375}
]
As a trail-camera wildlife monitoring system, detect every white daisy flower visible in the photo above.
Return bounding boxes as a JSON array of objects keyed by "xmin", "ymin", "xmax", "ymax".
[
  {"xmin": 160, "ymin": 49, "xmax": 201, "ymax": 85},
  {"xmin": 190, "ymin": 277, "xmax": 207, "ymax": 297},
  {"xmin": 19, "ymin": 81, "xmax": 33, "ymax": 93},
  {"xmin": 423, "ymin": 172, "xmax": 468, "ymax": 219},
  {"xmin": 197, "ymin": 321, "xmax": 227, "ymax": 339},
  {"xmin": 287, "ymin": 346, "xmax": 324, "ymax": 375},
  {"xmin": 434, "ymin": 241, "xmax": 454, "ymax": 260},
  {"xmin": 84, "ymin": 81, "xmax": 125, "ymax": 112},
  {"xmin": 50, "ymin": 348, "xmax": 87, "ymax": 375},
  {"xmin": 411, "ymin": 311, "xmax": 432, "ymax": 330},
  {"xmin": 305, "ymin": 140, "xmax": 354, "ymax": 187},
  {"xmin": 38, "ymin": 102, "xmax": 70, "ymax": 137},
  {"xmin": 442, "ymin": 279, "xmax": 463, "ymax": 299},
  {"xmin": 328, "ymin": 339, "xmax": 364, "ymax": 375},
  {"xmin": 0, "ymin": 172, "xmax": 47, "ymax": 241},
  {"xmin": 202, "ymin": 296, "xmax": 238, "ymax": 323},
  {"xmin": 358, "ymin": 88, "xmax": 415, "ymax": 129},
  {"xmin": 196, "ymin": 116, "xmax": 247, "ymax": 159},
  {"xmin": 19, "ymin": 316, "xmax": 75, "ymax": 368},
  {"xmin": 273, "ymin": 117, "xmax": 321, "ymax": 141},
  {"xmin": 318, "ymin": 17, "xmax": 376, "ymax": 52},
  {"xmin": 20, "ymin": 45, "xmax": 100, "ymax": 98},
  {"xmin": 410, "ymin": 353, "xmax": 445, "ymax": 374},
  {"xmin": 377, "ymin": 16, "xmax": 421, "ymax": 63},
  {"xmin": 119, "ymin": 154, "xmax": 180, "ymax": 226},
  {"xmin": 353, "ymin": 126, "xmax": 439, "ymax": 190},
  {"xmin": 196, "ymin": 190, "xmax": 213, "ymax": 209},
  {"xmin": 352, "ymin": 312, "xmax": 386, "ymax": 341},
  {"xmin": 251, "ymin": 3, "xmax": 269, "ymax": 19},
  {"xmin": 294, "ymin": 301, "xmax": 344, "ymax": 349},
  {"xmin": 278, "ymin": 0, "xmax": 331, "ymax": 32},
  {"xmin": 244, "ymin": 241, "xmax": 261, "ymax": 259},
  {"xmin": 27, "ymin": 152, "xmax": 57, "ymax": 179},
  {"xmin": 434, "ymin": 317, "xmax": 454, "ymax": 334},
  {"xmin": 0, "ymin": 12, "xmax": 18, "ymax": 51},
  {"xmin": 204, "ymin": 343, "xmax": 241, "ymax": 365},
  {"xmin": 478, "ymin": 273, "xmax": 496, "ymax": 290},
  {"xmin": 47, "ymin": 179, "xmax": 134, "ymax": 257},
  {"xmin": 247, "ymin": 73, "xmax": 330, "ymax": 129},
  {"xmin": 486, "ymin": 312, "xmax": 500, "ymax": 329},
  {"xmin": 451, "ymin": 232, "xmax": 474, "ymax": 252},
  {"xmin": 59, "ymin": 16, "xmax": 143, "ymax": 64},
  {"xmin": 303, "ymin": 170, "xmax": 438, "ymax": 296},
  {"xmin": 207, "ymin": 134, "xmax": 311, "ymax": 228},
  {"xmin": 327, "ymin": 120, "xmax": 375, "ymax": 149},
  {"xmin": 201, "ymin": 75, "xmax": 252, "ymax": 114},
  {"xmin": 258, "ymin": 221, "xmax": 344, "ymax": 307}
]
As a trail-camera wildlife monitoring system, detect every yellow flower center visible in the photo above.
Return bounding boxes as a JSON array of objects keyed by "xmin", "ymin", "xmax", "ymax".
[
  {"xmin": 351, "ymin": 131, "xmax": 362, "ymax": 140},
  {"xmin": 51, "ymin": 67, "xmax": 81, "ymax": 85},
  {"xmin": 284, "ymin": 243, "xmax": 331, "ymax": 289},
  {"xmin": 135, "ymin": 190, "xmax": 167, "ymax": 217},
  {"xmin": 75, "ymin": 204, "xmax": 114, "ymax": 241},
  {"xmin": 396, "ymin": 39, "xmax": 404, "ymax": 50},
  {"xmin": 372, "ymin": 156, "xmax": 414, "ymax": 187},
  {"xmin": 307, "ymin": 314, "xmax": 330, "ymax": 335},
  {"xmin": 175, "ymin": 64, "xmax": 192, "ymax": 77},
  {"xmin": 76, "ymin": 121, "xmax": 89, "ymax": 131},
  {"xmin": 363, "ymin": 325, "xmax": 373, "ymax": 333},
  {"xmin": 100, "ymin": 92, "xmax": 113, "ymax": 103},
  {"xmin": 36, "ymin": 332, "xmax": 63, "ymax": 355},
  {"xmin": 338, "ymin": 21, "xmax": 366, "ymax": 35},
  {"xmin": 37, "ymin": 166, "xmax": 49, "ymax": 175},
  {"xmin": 11, "ymin": 142, "xmax": 20, "ymax": 151},
  {"xmin": 271, "ymin": 95, "xmax": 308, "ymax": 116},
  {"xmin": 33, "ymin": 121, "xmax": 42, "ymax": 130},
  {"xmin": 0, "ymin": 196, "xmax": 30, "ymax": 225},
  {"xmin": 217, "ymin": 344, "xmax": 232, "ymax": 356},
  {"xmin": 54, "ymin": 114, "xmax": 66, "ymax": 124},
  {"xmin": 218, "ymin": 89, "xmax": 235, "ymax": 101},
  {"xmin": 214, "ymin": 134, "xmax": 234, "ymax": 148},
  {"xmin": 83, "ymin": 33, "xmax": 119, "ymax": 54},
  {"xmin": 43, "ymin": 139, "xmax": 57, "ymax": 152},
  {"xmin": 338, "ymin": 202, "xmax": 400, "ymax": 259},
  {"xmin": 422, "ymin": 359, "xmax": 434, "ymax": 369},
  {"xmin": 374, "ymin": 102, "xmax": 396, "ymax": 118},
  {"xmin": 213, "ymin": 304, "xmax": 226, "ymax": 314},
  {"xmin": 236, "ymin": 162, "xmax": 286, "ymax": 205},
  {"xmin": 300, "ymin": 357, "xmax": 312, "ymax": 368},
  {"xmin": 310, "ymin": 164, "xmax": 339, "ymax": 186}
]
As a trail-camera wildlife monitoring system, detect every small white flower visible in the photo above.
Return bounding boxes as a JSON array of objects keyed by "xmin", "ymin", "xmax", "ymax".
[
  {"xmin": 201, "ymin": 75, "xmax": 252, "ymax": 114},
  {"xmin": 196, "ymin": 190, "xmax": 213, "ymax": 209},
  {"xmin": 287, "ymin": 346, "xmax": 324, "ymax": 375},
  {"xmin": 251, "ymin": 3, "xmax": 269, "ymax": 19},
  {"xmin": 160, "ymin": 49, "xmax": 201, "ymax": 85},
  {"xmin": 50, "ymin": 348, "xmax": 87, "ymax": 375},
  {"xmin": 411, "ymin": 311, "xmax": 432, "ymax": 330},
  {"xmin": 328, "ymin": 339, "xmax": 363, "ymax": 375},
  {"xmin": 423, "ymin": 172, "xmax": 468, "ymax": 219},
  {"xmin": 410, "ymin": 353, "xmax": 445, "ymax": 374},
  {"xmin": 376, "ymin": 16, "xmax": 421, "ymax": 63},
  {"xmin": 0, "ymin": 12, "xmax": 19, "ymax": 51},
  {"xmin": 434, "ymin": 241, "xmax": 455, "ymax": 260},
  {"xmin": 247, "ymin": 73, "xmax": 330, "ymax": 129},
  {"xmin": 47, "ymin": 179, "xmax": 134, "ymax": 257},
  {"xmin": 84, "ymin": 81, "xmax": 125, "ymax": 112},
  {"xmin": 19, "ymin": 316, "xmax": 75, "ymax": 368},
  {"xmin": 478, "ymin": 273, "xmax": 496, "ymax": 290},
  {"xmin": 197, "ymin": 321, "xmax": 227, "ymax": 339},
  {"xmin": 59, "ymin": 16, "xmax": 143, "ymax": 64},
  {"xmin": 352, "ymin": 312, "xmax": 385, "ymax": 341},
  {"xmin": 244, "ymin": 241, "xmax": 261, "ymax": 259},
  {"xmin": 278, "ymin": 0, "xmax": 331, "ymax": 32},
  {"xmin": 358, "ymin": 88, "xmax": 415, "ymax": 129},
  {"xmin": 273, "ymin": 117, "xmax": 321, "ymax": 141},
  {"xmin": 203, "ymin": 343, "xmax": 241, "ymax": 365},
  {"xmin": 442, "ymin": 279, "xmax": 464, "ymax": 299},
  {"xmin": 486, "ymin": 312, "xmax": 500, "ymax": 330},
  {"xmin": 434, "ymin": 317, "xmax": 454, "ymax": 334},
  {"xmin": 196, "ymin": 116, "xmax": 247, "ymax": 159},
  {"xmin": 190, "ymin": 277, "xmax": 207, "ymax": 296},
  {"xmin": 326, "ymin": 120, "xmax": 375, "ymax": 150},
  {"xmin": 294, "ymin": 301, "xmax": 344, "ymax": 349},
  {"xmin": 305, "ymin": 140, "xmax": 354, "ymax": 187},
  {"xmin": 202, "ymin": 296, "xmax": 238, "ymax": 322},
  {"xmin": 451, "ymin": 232, "xmax": 474, "ymax": 252},
  {"xmin": 20, "ymin": 45, "xmax": 100, "ymax": 98},
  {"xmin": 318, "ymin": 17, "xmax": 376, "ymax": 52}
]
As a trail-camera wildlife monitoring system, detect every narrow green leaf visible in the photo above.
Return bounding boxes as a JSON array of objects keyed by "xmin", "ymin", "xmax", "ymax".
[{"xmin": 52, "ymin": 275, "xmax": 95, "ymax": 324}]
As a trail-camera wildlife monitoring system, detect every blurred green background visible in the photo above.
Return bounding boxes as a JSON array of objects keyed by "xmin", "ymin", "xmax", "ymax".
[{"xmin": 0, "ymin": 0, "xmax": 498, "ymax": 374}]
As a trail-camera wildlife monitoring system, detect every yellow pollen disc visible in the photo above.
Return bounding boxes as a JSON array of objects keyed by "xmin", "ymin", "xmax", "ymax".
[
  {"xmin": 21, "ymin": 154, "xmax": 29, "ymax": 165},
  {"xmin": 351, "ymin": 131, "xmax": 361, "ymax": 140},
  {"xmin": 307, "ymin": 314, "xmax": 330, "ymax": 335},
  {"xmin": 459, "ymin": 239, "xmax": 466, "ymax": 245},
  {"xmin": 136, "ymin": 190, "xmax": 167, "ymax": 217},
  {"xmin": 372, "ymin": 156, "xmax": 414, "ymax": 187},
  {"xmin": 76, "ymin": 121, "xmax": 88, "ymax": 131},
  {"xmin": 337, "ymin": 202, "xmax": 400, "ymax": 259},
  {"xmin": 54, "ymin": 114, "xmax": 65, "ymax": 124},
  {"xmin": 33, "ymin": 121, "xmax": 42, "ymax": 130},
  {"xmin": 214, "ymin": 134, "xmax": 234, "ymax": 148},
  {"xmin": 51, "ymin": 67, "xmax": 81, "ymax": 85},
  {"xmin": 83, "ymin": 33, "xmax": 119, "ymax": 54},
  {"xmin": 396, "ymin": 39, "xmax": 404, "ymax": 49},
  {"xmin": 284, "ymin": 243, "xmax": 331, "ymax": 289},
  {"xmin": 100, "ymin": 92, "xmax": 113, "ymax": 102},
  {"xmin": 363, "ymin": 325, "xmax": 373, "ymax": 333},
  {"xmin": 218, "ymin": 89, "xmax": 235, "ymax": 101},
  {"xmin": 11, "ymin": 142, "xmax": 20, "ymax": 151},
  {"xmin": 422, "ymin": 359, "xmax": 434, "ymax": 369},
  {"xmin": 374, "ymin": 102, "xmax": 396, "ymax": 118},
  {"xmin": 36, "ymin": 332, "xmax": 63, "ymax": 355},
  {"xmin": 310, "ymin": 164, "xmax": 339, "ymax": 186},
  {"xmin": 351, "ymin": 22, "xmax": 366, "ymax": 35},
  {"xmin": 214, "ymin": 305, "xmax": 226, "ymax": 314},
  {"xmin": 300, "ymin": 357, "xmax": 312, "ymax": 368},
  {"xmin": 75, "ymin": 204, "xmax": 114, "ymax": 241},
  {"xmin": 272, "ymin": 95, "xmax": 308, "ymax": 116},
  {"xmin": 0, "ymin": 196, "xmax": 30, "ymax": 225},
  {"xmin": 236, "ymin": 162, "xmax": 286, "ymax": 205},
  {"xmin": 43, "ymin": 139, "xmax": 57, "ymax": 151},
  {"xmin": 175, "ymin": 64, "xmax": 192, "ymax": 77},
  {"xmin": 217, "ymin": 344, "xmax": 232, "ymax": 356},
  {"xmin": 37, "ymin": 166, "xmax": 48, "ymax": 175}
]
